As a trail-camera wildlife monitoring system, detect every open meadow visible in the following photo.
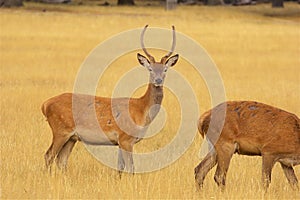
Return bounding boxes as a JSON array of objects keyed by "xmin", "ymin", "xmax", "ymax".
[{"xmin": 0, "ymin": 1, "xmax": 300, "ymax": 199}]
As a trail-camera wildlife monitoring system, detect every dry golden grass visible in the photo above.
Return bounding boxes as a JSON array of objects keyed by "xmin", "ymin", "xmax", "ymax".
[{"xmin": 1, "ymin": 2, "xmax": 300, "ymax": 199}]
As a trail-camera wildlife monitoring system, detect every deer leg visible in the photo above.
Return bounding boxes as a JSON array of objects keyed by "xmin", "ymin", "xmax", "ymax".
[
  {"xmin": 119, "ymin": 141, "xmax": 134, "ymax": 174},
  {"xmin": 117, "ymin": 147, "xmax": 125, "ymax": 178},
  {"xmin": 44, "ymin": 134, "xmax": 70, "ymax": 171},
  {"xmin": 262, "ymin": 155, "xmax": 276, "ymax": 191},
  {"xmin": 45, "ymin": 143, "xmax": 54, "ymax": 170},
  {"xmin": 194, "ymin": 149, "xmax": 217, "ymax": 189},
  {"xmin": 121, "ymin": 149, "xmax": 134, "ymax": 174},
  {"xmin": 56, "ymin": 136, "xmax": 77, "ymax": 170},
  {"xmin": 280, "ymin": 162, "xmax": 299, "ymax": 190},
  {"xmin": 213, "ymin": 143, "xmax": 235, "ymax": 190}
]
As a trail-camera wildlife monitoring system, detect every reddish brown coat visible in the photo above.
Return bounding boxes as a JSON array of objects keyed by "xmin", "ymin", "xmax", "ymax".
[
  {"xmin": 42, "ymin": 25, "xmax": 179, "ymax": 175},
  {"xmin": 195, "ymin": 101, "xmax": 300, "ymax": 190}
]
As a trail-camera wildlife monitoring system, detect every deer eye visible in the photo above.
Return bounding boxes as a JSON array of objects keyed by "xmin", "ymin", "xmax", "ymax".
[
  {"xmin": 149, "ymin": 68, "xmax": 153, "ymax": 72},
  {"xmin": 163, "ymin": 68, "xmax": 168, "ymax": 72}
]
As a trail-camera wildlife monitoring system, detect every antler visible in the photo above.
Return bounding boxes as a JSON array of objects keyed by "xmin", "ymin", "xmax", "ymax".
[
  {"xmin": 160, "ymin": 25, "xmax": 176, "ymax": 64},
  {"xmin": 141, "ymin": 25, "xmax": 155, "ymax": 63}
]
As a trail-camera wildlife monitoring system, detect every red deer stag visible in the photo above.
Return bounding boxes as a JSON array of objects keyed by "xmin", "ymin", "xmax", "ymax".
[
  {"xmin": 41, "ymin": 25, "xmax": 179, "ymax": 175},
  {"xmin": 194, "ymin": 101, "xmax": 300, "ymax": 190}
]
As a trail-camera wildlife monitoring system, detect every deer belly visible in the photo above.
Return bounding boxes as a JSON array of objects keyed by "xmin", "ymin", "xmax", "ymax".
[
  {"xmin": 278, "ymin": 155, "xmax": 300, "ymax": 167},
  {"xmin": 234, "ymin": 140, "xmax": 261, "ymax": 156},
  {"xmin": 76, "ymin": 129, "xmax": 118, "ymax": 145}
]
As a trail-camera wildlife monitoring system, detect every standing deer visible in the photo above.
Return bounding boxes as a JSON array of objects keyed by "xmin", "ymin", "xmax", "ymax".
[
  {"xmin": 41, "ymin": 25, "xmax": 179, "ymax": 175},
  {"xmin": 194, "ymin": 101, "xmax": 300, "ymax": 190}
]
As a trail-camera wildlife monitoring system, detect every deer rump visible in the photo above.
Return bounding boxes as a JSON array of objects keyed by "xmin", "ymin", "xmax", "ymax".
[{"xmin": 195, "ymin": 100, "xmax": 300, "ymax": 189}]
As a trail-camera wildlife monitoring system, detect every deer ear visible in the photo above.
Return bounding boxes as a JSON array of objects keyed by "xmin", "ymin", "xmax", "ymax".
[
  {"xmin": 137, "ymin": 53, "xmax": 150, "ymax": 68},
  {"xmin": 166, "ymin": 54, "xmax": 179, "ymax": 67}
]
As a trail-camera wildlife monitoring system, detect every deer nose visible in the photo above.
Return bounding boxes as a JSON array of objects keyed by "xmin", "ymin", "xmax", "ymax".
[{"xmin": 155, "ymin": 78, "xmax": 163, "ymax": 85}]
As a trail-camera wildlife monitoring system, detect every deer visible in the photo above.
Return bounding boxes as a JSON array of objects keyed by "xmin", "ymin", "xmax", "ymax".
[
  {"xmin": 41, "ymin": 25, "xmax": 179, "ymax": 176},
  {"xmin": 194, "ymin": 101, "xmax": 300, "ymax": 191}
]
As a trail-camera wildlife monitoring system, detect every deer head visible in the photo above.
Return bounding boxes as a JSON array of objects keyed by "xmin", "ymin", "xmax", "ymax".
[{"xmin": 137, "ymin": 25, "xmax": 179, "ymax": 87}]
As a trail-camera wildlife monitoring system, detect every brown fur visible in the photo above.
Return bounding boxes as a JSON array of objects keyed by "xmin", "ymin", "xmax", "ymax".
[
  {"xmin": 42, "ymin": 66, "xmax": 179, "ymax": 174},
  {"xmin": 42, "ymin": 85, "xmax": 163, "ymax": 171},
  {"xmin": 194, "ymin": 101, "xmax": 300, "ymax": 190},
  {"xmin": 42, "ymin": 25, "xmax": 179, "ymax": 175}
]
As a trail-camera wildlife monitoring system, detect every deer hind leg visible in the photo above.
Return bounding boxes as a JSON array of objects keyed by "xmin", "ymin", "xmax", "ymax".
[
  {"xmin": 213, "ymin": 143, "xmax": 236, "ymax": 190},
  {"xmin": 194, "ymin": 148, "xmax": 217, "ymax": 189},
  {"xmin": 261, "ymin": 154, "xmax": 276, "ymax": 191},
  {"xmin": 56, "ymin": 135, "xmax": 78, "ymax": 170},
  {"xmin": 280, "ymin": 162, "xmax": 299, "ymax": 190},
  {"xmin": 45, "ymin": 143, "xmax": 54, "ymax": 170},
  {"xmin": 44, "ymin": 132, "xmax": 71, "ymax": 171}
]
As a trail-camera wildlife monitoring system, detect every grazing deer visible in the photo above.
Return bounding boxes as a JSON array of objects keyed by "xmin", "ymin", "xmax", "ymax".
[
  {"xmin": 41, "ymin": 25, "xmax": 179, "ymax": 175},
  {"xmin": 194, "ymin": 101, "xmax": 300, "ymax": 190}
]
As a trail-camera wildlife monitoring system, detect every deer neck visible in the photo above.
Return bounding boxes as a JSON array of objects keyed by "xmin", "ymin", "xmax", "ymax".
[
  {"xmin": 143, "ymin": 83, "xmax": 163, "ymax": 105},
  {"xmin": 141, "ymin": 83, "xmax": 163, "ymax": 124}
]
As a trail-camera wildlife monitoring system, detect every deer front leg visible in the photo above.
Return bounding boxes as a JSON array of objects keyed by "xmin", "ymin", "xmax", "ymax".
[
  {"xmin": 262, "ymin": 154, "xmax": 276, "ymax": 191},
  {"xmin": 117, "ymin": 147, "xmax": 125, "ymax": 178},
  {"xmin": 119, "ymin": 139, "xmax": 134, "ymax": 174}
]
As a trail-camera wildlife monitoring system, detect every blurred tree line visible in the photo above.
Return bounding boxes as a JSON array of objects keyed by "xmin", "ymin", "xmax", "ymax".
[{"xmin": 1, "ymin": 0, "xmax": 299, "ymax": 9}]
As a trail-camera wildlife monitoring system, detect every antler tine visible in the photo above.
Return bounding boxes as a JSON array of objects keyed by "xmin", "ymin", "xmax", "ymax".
[
  {"xmin": 141, "ymin": 25, "xmax": 155, "ymax": 63},
  {"xmin": 161, "ymin": 25, "xmax": 176, "ymax": 64}
]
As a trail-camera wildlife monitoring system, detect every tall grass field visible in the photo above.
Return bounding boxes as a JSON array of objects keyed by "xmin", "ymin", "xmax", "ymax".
[{"xmin": 0, "ymin": 2, "xmax": 299, "ymax": 199}]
